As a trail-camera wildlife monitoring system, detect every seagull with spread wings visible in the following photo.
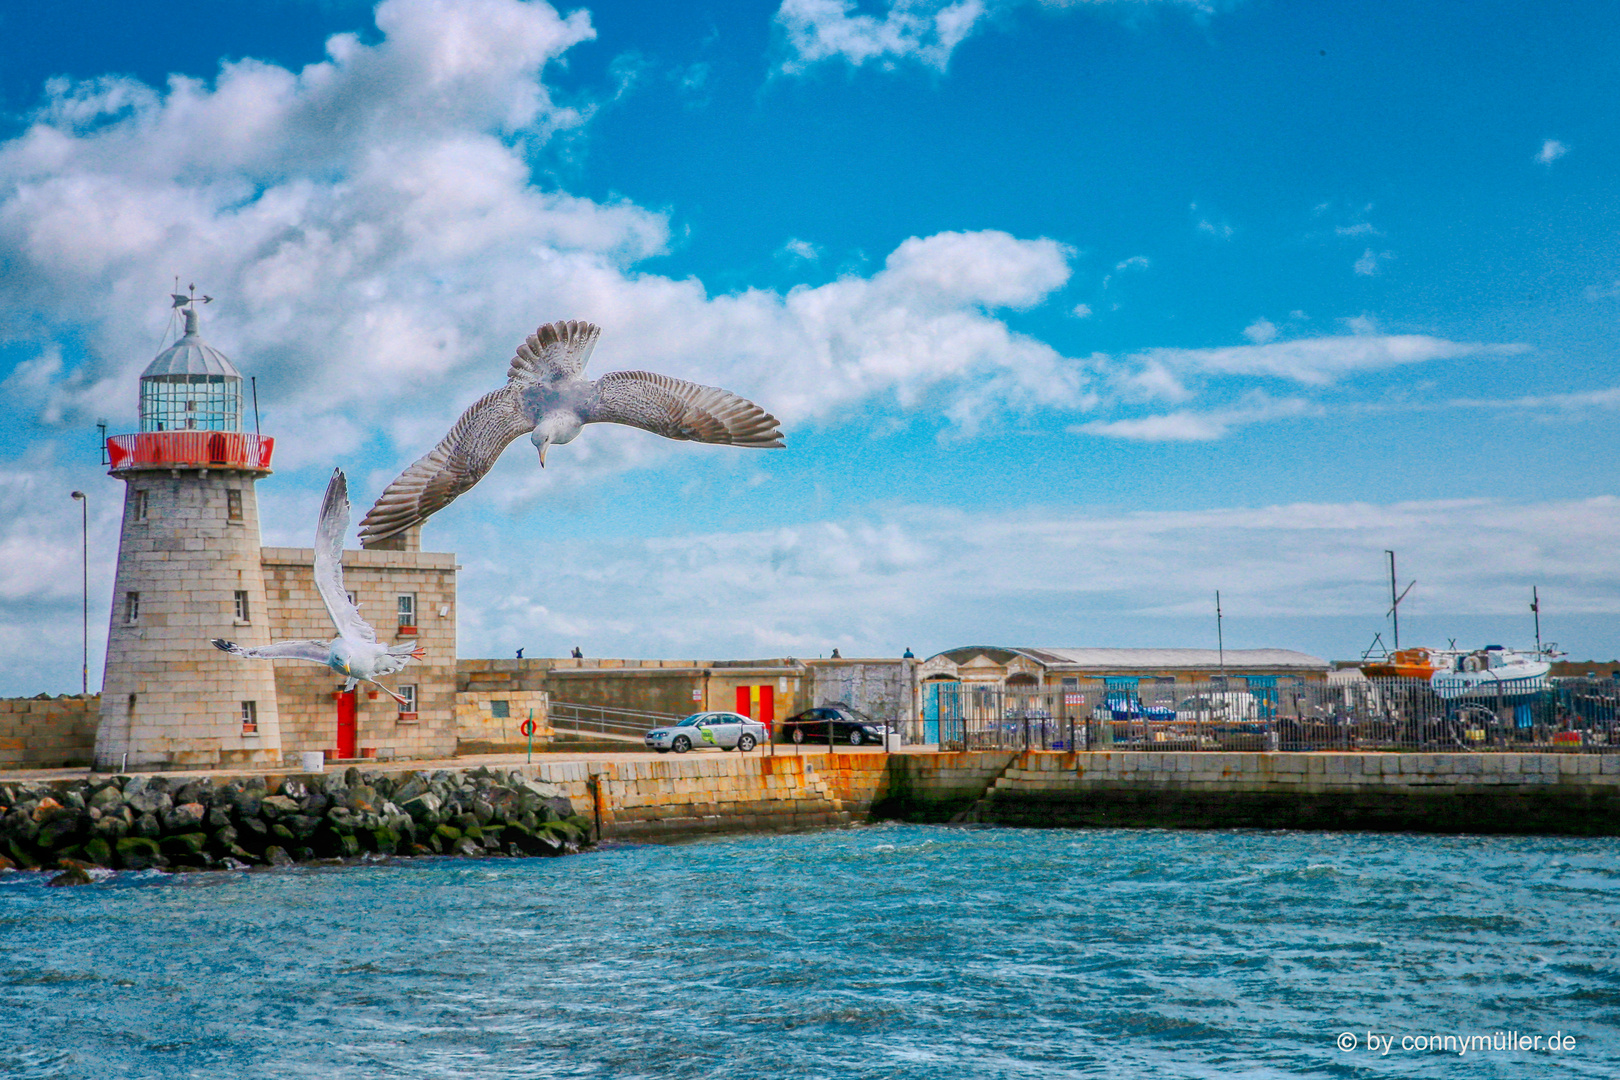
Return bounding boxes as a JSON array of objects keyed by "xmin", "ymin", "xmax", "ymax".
[
  {"xmin": 357, "ymin": 320, "xmax": 784, "ymax": 547},
  {"xmin": 213, "ymin": 468, "xmax": 425, "ymax": 703}
]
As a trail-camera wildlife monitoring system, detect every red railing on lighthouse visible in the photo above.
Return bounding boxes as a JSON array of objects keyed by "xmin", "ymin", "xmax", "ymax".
[{"xmin": 106, "ymin": 431, "xmax": 275, "ymax": 472}]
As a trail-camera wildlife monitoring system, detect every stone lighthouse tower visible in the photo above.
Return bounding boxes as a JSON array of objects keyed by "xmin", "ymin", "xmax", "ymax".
[{"xmin": 94, "ymin": 293, "xmax": 284, "ymax": 771}]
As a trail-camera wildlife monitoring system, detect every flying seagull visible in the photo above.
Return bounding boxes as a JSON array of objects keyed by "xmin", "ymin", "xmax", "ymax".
[
  {"xmin": 357, "ymin": 320, "xmax": 784, "ymax": 546},
  {"xmin": 213, "ymin": 467, "xmax": 425, "ymax": 703}
]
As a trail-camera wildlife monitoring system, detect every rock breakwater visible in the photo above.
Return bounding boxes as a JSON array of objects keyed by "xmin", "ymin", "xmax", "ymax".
[{"xmin": 0, "ymin": 766, "xmax": 592, "ymax": 883}]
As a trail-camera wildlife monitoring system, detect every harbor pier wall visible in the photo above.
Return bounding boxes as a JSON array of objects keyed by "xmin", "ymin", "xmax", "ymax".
[{"xmin": 957, "ymin": 751, "xmax": 1620, "ymax": 835}]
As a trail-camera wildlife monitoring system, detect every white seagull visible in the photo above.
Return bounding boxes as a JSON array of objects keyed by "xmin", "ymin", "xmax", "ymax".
[
  {"xmin": 357, "ymin": 320, "xmax": 783, "ymax": 546},
  {"xmin": 213, "ymin": 467, "xmax": 424, "ymax": 703}
]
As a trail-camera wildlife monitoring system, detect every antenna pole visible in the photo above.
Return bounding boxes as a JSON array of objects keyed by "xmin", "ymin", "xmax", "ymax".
[
  {"xmin": 1216, "ymin": 590, "xmax": 1225, "ymax": 683},
  {"xmin": 251, "ymin": 376, "xmax": 261, "ymax": 438},
  {"xmin": 1386, "ymin": 550, "xmax": 1400, "ymax": 651},
  {"xmin": 1532, "ymin": 586, "xmax": 1542, "ymax": 654}
]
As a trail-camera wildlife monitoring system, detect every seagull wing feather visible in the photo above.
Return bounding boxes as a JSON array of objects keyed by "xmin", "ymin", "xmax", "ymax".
[
  {"xmin": 315, "ymin": 468, "xmax": 375, "ymax": 642},
  {"xmin": 359, "ymin": 386, "xmax": 536, "ymax": 546},
  {"xmin": 583, "ymin": 371, "xmax": 784, "ymax": 447},
  {"xmin": 214, "ymin": 638, "xmax": 333, "ymax": 664},
  {"xmin": 506, "ymin": 321, "xmax": 601, "ymax": 386}
]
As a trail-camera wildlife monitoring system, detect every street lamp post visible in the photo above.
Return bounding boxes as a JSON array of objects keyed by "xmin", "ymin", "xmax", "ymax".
[{"xmin": 70, "ymin": 491, "xmax": 87, "ymax": 696}]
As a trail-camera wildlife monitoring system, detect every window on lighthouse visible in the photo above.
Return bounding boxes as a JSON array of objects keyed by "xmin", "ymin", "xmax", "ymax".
[
  {"xmin": 226, "ymin": 489, "xmax": 243, "ymax": 521},
  {"xmin": 124, "ymin": 592, "xmax": 140, "ymax": 623},
  {"xmin": 397, "ymin": 594, "xmax": 416, "ymax": 632},
  {"xmin": 234, "ymin": 590, "xmax": 250, "ymax": 622}
]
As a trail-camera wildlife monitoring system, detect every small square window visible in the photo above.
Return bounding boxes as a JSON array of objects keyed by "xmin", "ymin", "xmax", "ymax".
[
  {"xmin": 490, "ymin": 699, "xmax": 510, "ymax": 719},
  {"xmin": 133, "ymin": 490, "xmax": 148, "ymax": 521},
  {"xmin": 397, "ymin": 594, "xmax": 416, "ymax": 630},
  {"xmin": 124, "ymin": 591, "xmax": 140, "ymax": 623},
  {"xmin": 398, "ymin": 684, "xmax": 417, "ymax": 713},
  {"xmin": 226, "ymin": 489, "xmax": 243, "ymax": 521},
  {"xmin": 241, "ymin": 700, "xmax": 258, "ymax": 733},
  {"xmin": 1061, "ymin": 677, "xmax": 1079, "ymax": 690}
]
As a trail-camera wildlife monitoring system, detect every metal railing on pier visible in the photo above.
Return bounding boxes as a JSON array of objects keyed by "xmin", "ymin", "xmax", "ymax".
[
  {"xmin": 548, "ymin": 701, "xmax": 681, "ymax": 740},
  {"xmin": 918, "ymin": 677, "xmax": 1620, "ymax": 754}
]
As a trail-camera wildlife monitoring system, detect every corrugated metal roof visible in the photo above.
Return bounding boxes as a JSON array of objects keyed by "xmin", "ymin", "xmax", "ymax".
[
  {"xmin": 141, "ymin": 308, "xmax": 241, "ymax": 380},
  {"xmin": 934, "ymin": 646, "xmax": 1329, "ymax": 671}
]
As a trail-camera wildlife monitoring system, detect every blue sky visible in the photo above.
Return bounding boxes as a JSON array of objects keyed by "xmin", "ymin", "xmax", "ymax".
[{"xmin": 1, "ymin": 0, "xmax": 1617, "ymax": 694}]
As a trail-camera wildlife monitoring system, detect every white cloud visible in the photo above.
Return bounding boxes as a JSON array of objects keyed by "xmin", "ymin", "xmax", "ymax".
[
  {"xmin": 1071, "ymin": 303, "xmax": 1093, "ymax": 318},
  {"xmin": 773, "ymin": 0, "xmax": 1214, "ymax": 74},
  {"xmin": 0, "ymin": 1, "xmax": 1093, "ymax": 467},
  {"xmin": 1121, "ymin": 334, "xmax": 1521, "ymax": 387},
  {"xmin": 448, "ymin": 495, "xmax": 1620, "ymax": 665},
  {"xmin": 1335, "ymin": 222, "xmax": 1380, "ymax": 237},
  {"xmin": 780, "ymin": 237, "xmax": 821, "ymax": 262},
  {"xmin": 1353, "ymin": 248, "xmax": 1392, "ymax": 276},
  {"xmin": 1242, "ymin": 317, "xmax": 1277, "ymax": 344},
  {"xmin": 1450, "ymin": 386, "xmax": 1620, "ymax": 412},
  {"xmin": 1537, "ymin": 139, "xmax": 1568, "ymax": 166},
  {"xmin": 1073, "ymin": 395, "xmax": 1315, "ymax": 442}
]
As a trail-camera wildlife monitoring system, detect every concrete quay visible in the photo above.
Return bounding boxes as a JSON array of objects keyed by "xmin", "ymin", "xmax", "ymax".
[{"xmin": 7, "ymin": 747, "xmax": 1620, "ymax": 839}]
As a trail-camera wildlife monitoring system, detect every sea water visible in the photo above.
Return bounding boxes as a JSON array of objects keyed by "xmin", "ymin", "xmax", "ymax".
[{"xmin": 2, "ymin": 824, "xmax": 1618, "ymax": 1079}]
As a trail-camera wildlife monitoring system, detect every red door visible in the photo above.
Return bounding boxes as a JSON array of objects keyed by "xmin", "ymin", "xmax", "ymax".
[
  {"xmin": 336, "ymin": 690, "xmax": 357, "ymax": 759},
  {"xmin": 735, "ymin": 686, "xmax": 751, "ymax": 717},
  {"xmin": 759, "ymin": 685, "xmax": 774, "ymax": 733}
]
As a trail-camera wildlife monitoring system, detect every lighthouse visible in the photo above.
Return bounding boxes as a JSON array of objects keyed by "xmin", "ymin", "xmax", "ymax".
[{"xmin": 93, "ymin": 293, "xmax": 284, "ymax": 771}]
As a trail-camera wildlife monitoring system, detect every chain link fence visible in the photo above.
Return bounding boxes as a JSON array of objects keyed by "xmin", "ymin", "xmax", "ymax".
[{"xmin": 918, "ymin": 677, "xmax": 1620, "ymax": 753}]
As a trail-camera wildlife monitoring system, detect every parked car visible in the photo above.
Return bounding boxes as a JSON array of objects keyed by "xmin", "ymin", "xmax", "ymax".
[
  {"xmin": 644, "ymin": 711, "xmax": 767, "ymax": 753},
  {"xmin": 780, "ymin": 706, "xmax": 889, "ymax": 746}
]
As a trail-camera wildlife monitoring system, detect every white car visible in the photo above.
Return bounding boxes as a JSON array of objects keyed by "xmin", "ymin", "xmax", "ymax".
[{"xmin": 645, "ymin": 711, "xmax": 767, "ymax": 753}]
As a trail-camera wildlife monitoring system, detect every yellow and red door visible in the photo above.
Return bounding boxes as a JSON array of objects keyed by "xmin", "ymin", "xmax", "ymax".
[{"xmin": 735, "ymin": 685, "xmax": 775, "ymax": 734}]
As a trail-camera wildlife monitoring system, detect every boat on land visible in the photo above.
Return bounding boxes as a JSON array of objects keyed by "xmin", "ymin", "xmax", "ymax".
[
  {"xmin": 1359, "ymin": 646, "xmax": 1465, "ymax": 679},
  {"xmin": 1429, "ymin": 645, "xmax": 1554, "ymax": 701}
]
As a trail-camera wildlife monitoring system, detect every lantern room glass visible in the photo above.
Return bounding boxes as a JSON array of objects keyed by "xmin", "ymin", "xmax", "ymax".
[{"xmin": 139, "ymin": 373, "xmax": 242, "ymax": 433}]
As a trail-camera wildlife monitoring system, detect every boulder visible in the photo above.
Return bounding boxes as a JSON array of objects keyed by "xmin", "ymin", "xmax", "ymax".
[
  {"xmin": 38, "ymin": 811, "xmax": 85, "ymax": 850},
  {"xmin": 207, "ymin": 806, "xmax": 233, "ymax": 830},
  {"xmin": 83, "ymin": 837, "xmax": 113, "ymax": 866},
  {"xmin": 284, "ymin": 815, "xmax": 323, "ymax": 841},
  {"xmin": 260, "ymin": 795, "xmax": 300, "ymax": 820},
  {"xmin": 31, "ymin": 796, "xmax": 64, "ymax": 823},
  {"xmin": 371, "ymin": 827, "xmax": 400, "ymax": 854},
  {"xmin": 264, "ymin": 846, "xmax": 294, "ymax": 867},
  {"xmin": 326, "ymin": 807, "xmax": 360, "ymax": 835},
  {"xmin": 48, "ymin": 863, "xmax": 92, "ymax": 887},
  {"xmin": 132, "ymin": 813, "xmax": 161, "ymax": 839},
  {"xmin": 160, "ymin": 833, "xmax": 209, "ymax": 859},
  {"xmin": 162, "ymin": 803, "xmax": 206, "ymax": 833},
  {"xmin": 450, "ymin": 837, "xmax": 483, "ymax": 858},
  {"xmin": 115, "ymin": 836, "xmax": 161, "ymax": 869},
  {"xmin": 400, "ymin": 792, "xmax": 442, "ymax": 823},
  {"xmin": 126, "ymin": 788, "xmax": 172, "ymax": 816},
  {"xmin": 345, "ymin": 785, "xmax": 380, "ymax": 813}
]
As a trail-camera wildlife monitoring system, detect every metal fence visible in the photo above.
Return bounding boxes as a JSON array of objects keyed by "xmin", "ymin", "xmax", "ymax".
[
  {"xmin": 918, "ymin": 678, "xmax": 1620, "ymax": 753},
  {"xmin": 549, "ymin": 701, "xmax": 682, "ymax": 740}
]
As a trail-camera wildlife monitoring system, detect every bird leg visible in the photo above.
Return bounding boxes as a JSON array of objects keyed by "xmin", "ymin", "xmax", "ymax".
[
  {"xmin": 371, "ymin": 681, "xmax": 411, "ymax": 707},
  {"xmin": 411, "ymin": 646, "xmax": 426, "ymax": 660}
]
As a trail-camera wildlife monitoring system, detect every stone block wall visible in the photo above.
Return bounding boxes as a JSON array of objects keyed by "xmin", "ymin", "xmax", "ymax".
[
  {"xmin": 807, "ymin": 658, "xmax": 916, "ymax": 728},
  {"xmin": 521, "ymin": 753, "xmax": 851, "ymax": 840},
  {"xmin": 454, "ymin": 690, "xmax": 551, "ymax": 753},
  {"xmin": 0, "ymin": 696, "xmax": 99, "ymax": 768},
  {"xmin": 262, "ymin": 546, "xmax": 457, "ymax": 761},
  {"xmin": 969, "ymin": 751, "xmax": 1620, "ymax": 835}
]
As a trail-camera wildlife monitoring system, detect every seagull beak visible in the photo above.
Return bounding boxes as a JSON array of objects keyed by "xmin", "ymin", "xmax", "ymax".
[{"xmin": 537, "ymin": 443, "xmax": 548, "ymax": 468}]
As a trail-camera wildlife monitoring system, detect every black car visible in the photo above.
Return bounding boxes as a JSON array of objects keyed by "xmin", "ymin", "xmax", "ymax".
[{"xmin": 781, "ymin": 706, "xmax": 888, "ymax": 746}]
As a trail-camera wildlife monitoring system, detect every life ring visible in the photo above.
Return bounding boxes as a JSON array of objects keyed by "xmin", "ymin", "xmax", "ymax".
[{"xmin": 519, "ymin": 719, "xmax": 537, "ymax": 737}]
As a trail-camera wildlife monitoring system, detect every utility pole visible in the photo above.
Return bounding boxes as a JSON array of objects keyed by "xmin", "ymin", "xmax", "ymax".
[{"xmin": 1216, "ymin": 591, "xmax": 1226, "ymax": 684}]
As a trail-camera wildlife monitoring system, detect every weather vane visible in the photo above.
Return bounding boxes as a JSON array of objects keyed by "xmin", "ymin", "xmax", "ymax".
[{"xmin": 170, "ymin": 279, "xmax": 213, "ymax": 309}]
